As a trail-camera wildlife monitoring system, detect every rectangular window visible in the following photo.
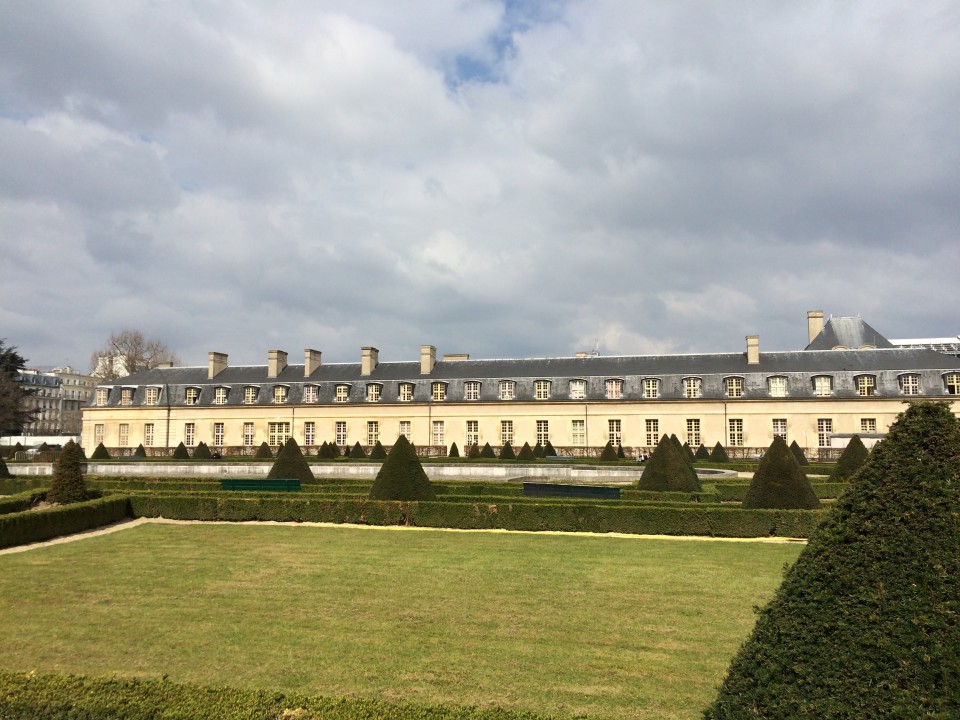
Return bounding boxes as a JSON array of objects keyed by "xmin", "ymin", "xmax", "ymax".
[
  {"xmin": 466, "ymin": 420, "xmax": 479, "ymax": 447},
  {"xmin": 814, "ymin": 376, "xmax": 833, "ymax": 397},
  {"xmin": 571, "ymin": 419, "xmax": 585, "ymax": 446},
  {"xmin": 432, "ymin": 383, "xmax": 446, "ymax": 401},
  {"xmin": 186, "ymin": 387, "xmax": 200, "ymax": 405},
  {"xmin": 399, "ymin": 383, "xmax": 413, "ymax": 402},
  {"xmin": 336, "ymin": 385, "xmax": 350, "ymax": 403},
  {"xmin": 144, "ymin": 423, "xmax": 154, "ymax": 447},
  {"xmin": 899, "ymin": 374, "xmax": 920, "ymax": 395},
  {"xmin": 96, "ymin": 388, "xmax": 108, "ymax": 406},
  {"xmin": 304, "ymin": 421, "xmax": 315, "ymax": 446},
  {"xmin": 214, "ymin": 387, "xmax": 228, "ymax": 405},
  {"xmin": 432, "ymin": 420, "xmax": 444, "ymax": 445},
  {"xmin": 857, "ymin": 376, "xmax": 876, "ymax": 397},
  {"xmin": 608, "ymin": 419, "xmax": 622, "ymax": 445},
  {"xmin": 536, "ymin": 419, "xmax": 549, "ymax": 445},
  {"xmin": 367, "ymin": 421, "xmax": 379, "ymax": 446},
  {"xmin": 399, "ymin": 420, "xmax": 411, "ymax": 439},
  {"xmin": 268, "ymin": 421, "xmax": 291, "ymax": 446},
  {"xmin": 336, "ymin": 421, "xmax": 347, "ymax": 446},
  {"xmin": 946, "ymin": 372, "xmax": 960, "ymax": 395},
  {"xmin": 498, "ymin": 381, "xmax": 515, "ymax": 400},
  {"xmin": 569, "ymin": 379, "xmax": 586, "ymax": 400},
  {"xmin": 861, "ymin": 418, "xmax": 877, "ymax": 434},
  {"xmin": 500, "ymin": 420, "xmax": 514, "ymax": 445},
  {"xmin": 184, "ymin": 422, "xmax": 196, "ymax": 446},
  {"xmin": 243, "ymin": 422, "xmax": 254, "ymax": 447},
  {"xmin": 645, "ymin": 419, "xmax": 659, "ymax": 447},
  {"xmin": 535, "ymin": 380, "xmax": 551, "ymax": 400},
  {"xmin": 464, "ymin": 381, "xmax": 481, "ymax": 400},
  {"xmin": 120, "ymin": 388, "xmax": 133, "ymax": 406},
  {"xmin": 767, "ymin": 376, "xmax": 787, "ymax": 397},
  {"xmin": 725, "ymin": 377, "xmax": 743, "ymax": 398},
  {"xmin": 94, "ymin": 423, "xmax": 104, "ymax": 444},
  {"xmin": 303, "ymin": 385, "xmax": 318, "ymax": 403},
  {"xmin": 214, "ymin": 422, "xmax": 224, "ymax": 446},
  {"xmin": 145, "ymin": 387, "xmax": 159, "ymax": 405},
  {"xmin": 683, "ymin": 377, "xmax": 702, "ymax": 399},
  {"xmin": 605, "ymin": 379, "xmax": 623, "ymax": 399},
  {"xmin": 686, "ymin": 419, "xmax": 701, "ymax": 447},
  {"xmin": 366, "ymin": 384, "xmax": 381, "ymax": 402},
  {"xmin": 274, "ymin": 386, "xmax": 288, "ymax": 403},
  {"xmin": 817, "ymin": 418, "xmax": 833, "ymax": 447},
  {"xmin": 728, "ymin": 419, "xmax": 744, "ymax": 447},
  {"xmin": 643, "ymin": 378, "xmax": 660, "ymax": 399},
  {"xmin": 118, "ymin": 423, "xmax": 129, "ymax": 446},
  {"xmin": 772, "ymin": 418, "xmax": 787, "ymax": 441},
  {"xmin": 244, "ymin": 386, "xmax": 258, "ymax": 404}
]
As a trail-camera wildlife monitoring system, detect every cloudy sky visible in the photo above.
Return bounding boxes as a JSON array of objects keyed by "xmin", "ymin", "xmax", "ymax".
[{"xmin": 2, "ymin": 1, "xmax": 958, "ymax": 371}]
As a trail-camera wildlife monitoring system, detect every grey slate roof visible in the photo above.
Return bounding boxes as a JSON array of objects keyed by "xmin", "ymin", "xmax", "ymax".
[{"xmin": 805, "ymin": 317, "xmax": 895, "ymax": 350}]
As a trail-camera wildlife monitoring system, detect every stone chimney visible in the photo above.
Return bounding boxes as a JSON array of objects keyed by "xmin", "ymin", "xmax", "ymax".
[
  {"xmin": 420, "ymin": 345, "xmax": 436, "ymax": 375},
  {"xmin": 304, "ymin": 349, "xmax": 322, "ymax": 377},
  {"xmin": 361, "ymin": 347, "xmax": 379, "ymax": 376},
  {"xmin": 807, "ymin": 310, "xmax": 824, "ymax": 344},
  {"xmin": 268, "ymin": 349, "xmax": 288, "ymax": 379},
  {"xmin": 746, "ymin": 335, "xmax": 760, "ymax": 364},
  {"xmin": 208, "ymin": 352, "xmax": 228, "ymax": 379}
]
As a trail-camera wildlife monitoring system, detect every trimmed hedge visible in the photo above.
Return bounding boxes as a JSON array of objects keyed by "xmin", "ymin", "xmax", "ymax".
[
  {"xmin": 0, "ymin": 672, "xmax": 553, "ymax": 720},
  {"xmin": 0, "ymin": 489, "xmax": 45, "ymax": 516},
  {"xmin": 714, "ymin": 482, "xmax": 850, "ymax": 502},
  {"xmin": 0, "ymin": 495, "xmax": 131, "ymax": 549}
]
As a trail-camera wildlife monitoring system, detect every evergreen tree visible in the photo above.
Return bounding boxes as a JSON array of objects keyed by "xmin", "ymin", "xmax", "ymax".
[
  {"xmin": 133, "ymin": 444, "xmax": 147, "ymax": 459},
  {"xmin": 499, "ymin": 442, "xmax": 516, "ymax": 460},
  {"xmin": 544, "ymin": 440, "xmax": 557, "ymax": 457},
  {"xmin": 267, "ymin": 437, "xmax": 314, "ymax": 484},
  {"xmin": 682, "ymin": 442, "xmax": 695, "ymax": 461},
  {"xmin": 617, "ymin": 444, "xmax": 626, "ymax": 460},
  {"xmin": 327, "ymin": 442, "xmax": 341, "ymax": 458},
  {"xmin": 369, "ymin": 441, "xmax": 388, "ymax": 460},
  {"xmin": 368, "ymin": 435, "xmax": 436, "ymax": 501},
  {"xmin": 349, "ymin": 441, "xmax": 367, "ymax": 459},
  {"xmin": 672, "ymin": 434, "xmax": 694, "ymax": 467},
  {"xmin": 47, "ymin": 440, "xmax": 87, "ymax": 504},
  {"xmin": 742, "ymin": 436, "xmax": 821, "ymax": 509},
  {"xmin": 830, "ymin": 435, "xmax": 869, "ymax": 482},
  {"xmin": 599, "ymin": 441, "xmax": 619, "ymax": 461},
  {"xmin": 0, "ymin": 454, "xmax": 12, "ymax": 478},
  {"xmin": 517, "ymin": 442, "xmax": 536, "ymax": 461},
  {"xmin": 709, "ymin": 442, "xmax": 730, "ymax": 463},
  {"xmin": 790, "ymin": 439, "xmax": 810, "ymax": 466},
  {"xmin": 695, "ymin": 444, "xmax": 710, "ymax": 460},
  {"xmin": 480, "ymin": 442, "xmax": 496, "ymax": 459},
  {"xmin": 254, "ymin": 441, "xmax": 273, "ymax": 459},
  {"xmin": 172, "ymin": 442, "xmax": 191, "ymax": 460},
  {"xmin": 448, "ymin": 442, "xmax": 459, "ymax": 458},
  {"xmin": 317, "ymin": 441, "xmax": 329, "ymax": 458},
  {"xmin": 192, "ymin": 441, "xmax": 211, "ymax": 460},
  {"xmin": 90, "ymin": 442, "xmax": 111, "ymax": 460},
  {"xmin": 705, "ymin": 402, "xmax": 960, "ymax": 718},
  {"xmin": 467, "ymin": 443, "xmax": 481, "ymax": 459},
  {"xmin": 533, "ymin": 441, "xmax": 545, "ymax": 458},
  {"xmin": 637, "ymin": 435, "xmax": 701, "ymax": 492}
]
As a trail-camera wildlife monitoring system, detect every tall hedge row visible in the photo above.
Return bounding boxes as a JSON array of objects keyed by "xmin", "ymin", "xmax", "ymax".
[{"xmin": 0, "ymin": 496, "xmax": 131, "ymax": 550}]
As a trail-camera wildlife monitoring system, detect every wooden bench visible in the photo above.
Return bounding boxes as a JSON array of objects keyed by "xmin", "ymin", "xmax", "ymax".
[{"xmin": 219, "ymin": 478, "xmax": 301, "ymax": 492}]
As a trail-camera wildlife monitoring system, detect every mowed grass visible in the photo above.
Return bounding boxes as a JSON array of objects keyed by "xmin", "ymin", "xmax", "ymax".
[{"xmin": 0, "ymin": 523, "xmax": 802, "ymax": 720}]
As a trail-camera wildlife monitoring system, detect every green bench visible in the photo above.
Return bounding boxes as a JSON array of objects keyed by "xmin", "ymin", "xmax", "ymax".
[{"xmin": 219, "ymin": 478, "xmax": 301, "ymax": 492}]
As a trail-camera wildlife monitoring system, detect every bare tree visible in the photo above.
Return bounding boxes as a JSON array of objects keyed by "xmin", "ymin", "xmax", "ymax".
[{"xmin": 90, "ymin": 330, "xmax": 181, "ymax": 381}]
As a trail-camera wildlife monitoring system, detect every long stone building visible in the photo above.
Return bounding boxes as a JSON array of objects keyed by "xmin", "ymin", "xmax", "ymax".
[{"xmin": 81, "ymin": 311, "xmax": 960, "ymax": 459}]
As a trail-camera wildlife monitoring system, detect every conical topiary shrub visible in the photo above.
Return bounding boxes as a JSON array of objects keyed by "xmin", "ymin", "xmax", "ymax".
[
  {"xmin": 370, "ymin": 441, "xmax": 387, "ymax": 460},
  {"xmin": 327, "ymin": 442, "xmax": 341, "ymax": 458},
  {"xmin": 741, "ymin": 436, "xmax": 821, "ymax": 509},
  {"xmin": 533, "ymin": 441, "xmax": 544, "ymax": 458},
  {"xmin": 172, "ymin": 442, "xmax": 191, "ymax": 460},
  {"xmin": 544, "ymin": 440, "xmax": 557, "ymax": 457},
  {"xmin": 671, "ymin": 435, "xmax": 694, "ymax": 467},
  {"xmin": 695, "ymin": 444, "xmax": 710, "ymax": 460},
  {"xmin": 790, "ymin": 439, "xmax": 810, "ymax": 466},
  {"xmin": 254, "ymin": 441, "xmax": 273, "ymax": 459},
  {"xmin": 637, "ymin": 435, "xmax": 701, "ymax": 492},
  {"xmin": 829, "ymin": 435, "xmax": 869, "ymax": 482},
  {"xmin": 709, "ymin": 442, "xmax": 729, "ymax": 463},
  {"xmin": 317, "ymin": 441, "xmax": 329, "ymax": 458},
  {"xmin": 192, "ymin": 441, "xmax": 211, "ymax": 460},
  {"xmin": 368, "ymin": 435, "xmax": 436, "ymax": 501},
  {"xmin": 448, "ymin": 442, "xmax": 460, "ymax": 458},
  {"xmin": 349, "ymin": 442, "xmax": 367, "ymax": 459},
  {"xmin": 90, "ymin": 442, "xmax": 111, "ymax": 460},
  {"xmin": 480, "ymin": 442, "xmax": 496, "ymax": 459},
  {"xmin": 705, "ymin": 401, "xmax": 960, "ymax": 718},
  {"xmin": 517, "ymin": 442, "xmax": 535, "ymax": 461},
  {"xmin": 267, "ymin": 437, "xmax": 314, "ymax": 484},
  {"xmin": 47, "ymin": 440, "xmax": 87, "ymax": 504},
  {"xmin": 0, "ymin": 454, "xmax": 13, "ymax": 479},
  {"xmin": 499, "ymin": 442, "xmax": 516, "ymax": 460},
  {"xmin": 133, "ymin": 444, "xmax": 147, "ymax": 459},
  {"xmin": 599, "ymin": 441, "xmax": 619, "ymax": 461},
  {"xmin": 617, "ymin": 444, "xmax": 626, "ymax": 460},
  {"xmin": 682, "ymin": 442, "xmax": 695, "ymax": 461}
]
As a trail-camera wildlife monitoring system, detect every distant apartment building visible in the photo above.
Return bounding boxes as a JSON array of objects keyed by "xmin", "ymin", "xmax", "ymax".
[{"xmin": 15, "ymin": 366, "xmax": 95, "ymax": 436}]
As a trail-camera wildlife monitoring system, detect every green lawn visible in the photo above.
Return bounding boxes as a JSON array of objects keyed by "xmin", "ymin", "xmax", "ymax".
[{"xmin": 0, "ymin": 524, "xmax": 802, "ymax": 720}]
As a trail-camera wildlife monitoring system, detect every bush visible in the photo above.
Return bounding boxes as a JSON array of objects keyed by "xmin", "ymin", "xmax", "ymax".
[
  {"xmin": 368, "ymin": 435, "xmax": 436, "ymax": 501},
  {"xmin": 499, "ymin": 442, "xmax": 516, "ymax": 460},
  {"xmin": 695, "ymin": 444, "xmax": 710, "ymax": 460},
  {"xmin": 317, "ymin": 441, "xmax": 329, "ymax": 458},
  {"xmin": 132, "ymin": 444, "xmax": 147, "ymax": 459},
  {"xmin": 599, "ymin": 441, "xmax": 619, "ymax": 461},
  {"xmin": 172, "ymin": 442, "xmax": 191, "ymax": 460},
  {"xmin": 349, "ymin": 442, "xmax": 367, "ymax": 459},
  {"xmin": 254, "ymin": 442, "xmax": 273, "ymax": 459},
  {"xmin": 192, "ymin": 441, "xmax": 211, "ymax": 460},
  {"xmin": 544, "ymin": 441, "xmax": 557, "ymax": 457},
  {"xmin": 516, "ymin": 442, "xmax": 536, "ymax": 461},
  {"xmin": 448, "ymin": 442, "xmax": 459, "ymax": 458},
  {"xmin": 467, "ymin": 444, "xmax": 481, "ymax": 459},
  {"xmin": 0, "ymin": 496, "xmax": 130, "ymax": 550},
  {"xmin": 0, "ymin": 455, "xmax": 11, "ymax": 479},
  {"xmin": 369, "ymin": 441, "xmax": 387, "ymax": 460},
  {"xmin": 267, "ymin": 438, "xmax": 315, "ymax": 484},
  {"xmin": 47, "ymin": 440, "xmax": 87, "ymax": 504},
  {"xmin": 789, "ymin": 439, "xmax": 809, "ymax": 466},
  {"xmin": 709, "ymin": 442, "xmax": 729, "ymax": 463},
  {"xmin": 829, "ymin": 435, "xmax": 868, "ymax": 481},
  {"xmin": 533, "ymin": 442, "xmax": 544, "ymax": 458},
  {"xmin": 705, "ymin": 401, "xmax": 960, "ymax": 718},
  {"xmin": 741, "ymin": 437, "xmax": 821, "ymax": 510},
  {"xmin": 325, "ymin": 442, "xmax": 341, "ymax": 459},
  {"xmin": 90, "ymin": 442, "xmax": 111, "ymax": 460},
  {"xmin": 638, "ymin": 435, "xmax": 701, "ymax": 492},
  {"xmin": 617, "ymin": 444, "xmax": 626, "ymax": 460},
  {"xmin": 480, "ymin": 442, "xmax": 496, "ymax": 459}
]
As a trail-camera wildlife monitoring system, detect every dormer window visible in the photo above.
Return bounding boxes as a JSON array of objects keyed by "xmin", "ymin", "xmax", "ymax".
[
  {"xmin": 464, "ymin": 381, "xmax": 481, "ymax": 400},
  {"xmin": 569, "ymin": 379, "xmax": 585, "ymax": 400},
  {"xmin": 945, "ymin": 372, "xmax": 960, "ymax": 395},
  {"xmin": 273, "ymin": 385, "xmax": 288, "ymax": 403},
  {"xmin": 398, "ymin": 383, "xmax": 414, "ymax": 401},
  {"xmin": 535, "ymin": 380, "xmax": 551, "ymax": 400},
  {"xmin": 643, "ymin": 378, "xmax": 660, "ymax": 399},
  {"xmin": 303, "ymin": 385, "xmax": 318, "ymax": 403},
  {"xmin": 605, "ymin": 379, "xmax": 623, "ymax": 399},
  {"xmin": 683, "ymin": 377, "xmax": 702, "ymax": 399},
  {"xmin": 145, "ymin": 387, "xmax": 160, "ymax": 405},
  {"xmin": 898, "ymin": 374, "xmax": 920, "ymax": 396},
  {"xmin": 725, "ymin": 377, "xmax": 743, "ymax": 398},
  {"xmin": 243, "ymin": 386, "xmax": 259, "ymax": 404},
  {"xmin": 813, "ymin": 376, "xmax": 833, "ymax": 397},
  {"xmin": 120, "ymin": 388, "xmax": 134, "ymax": 406},
  {"xmin": 499, "ymin": 381, "xmax": 516, "ymax": 400},
  {"xmin": 767, "ymin": 376, "xmax": 787, "ymax": 398},
  {"xmin": 213, "ymin": 387, "xmax": 229, "ymax": 405},
  {"xmin": 335, "ymin": 384, "xmax": 350, "ymax": 403},
  {"xmin": 431, "ymin": 382, "xmax": 447, "ymax": 401},
  {"xmin": 95, "ymin": 388, "xmax": 109, "ymax": 406},
  {"xmin": 366, "ymin": 383, "xmax": 382, "ymax": 402},
  {"xmin": 185, "ymin": 387, "xmax": 200, "ymax": 405},
  {"xmin": 856, "ymin": 375, "xmax": 876, "ymax": 397}
]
